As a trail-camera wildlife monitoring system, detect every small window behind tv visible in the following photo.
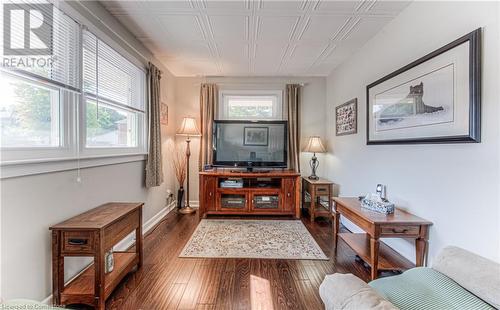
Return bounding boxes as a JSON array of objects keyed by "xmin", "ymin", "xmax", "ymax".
[
  {"xmin": 213, "ymin": 121, "xmax": 287, "ymax": 167},
  {"xmin": 218, "ymin": 90, "xmax": 283, "ymax": 120}
]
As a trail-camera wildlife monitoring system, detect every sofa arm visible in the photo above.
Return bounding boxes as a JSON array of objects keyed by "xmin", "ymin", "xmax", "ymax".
[
  {"xmin": 432, "ymin": 246, "xmax": 500, "ymax": 309},
  {"xmin": 319, "ymin": 273, "xmax": 398, "ymax": 310}
]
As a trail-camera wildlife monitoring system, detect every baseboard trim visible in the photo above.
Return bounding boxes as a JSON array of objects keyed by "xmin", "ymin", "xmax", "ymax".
[{"xmin": 41, "ymin": 201, "xmax": 176, "ymax": 305}]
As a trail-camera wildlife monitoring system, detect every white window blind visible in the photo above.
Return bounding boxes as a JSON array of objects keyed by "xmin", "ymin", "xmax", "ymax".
[
  {"xmin": 1, "ymin": 0, "xmax": 81, "ymax": 91},
  {"xmin": 83, "ymin": 30, "xmax": 145, "ymax": 112}
]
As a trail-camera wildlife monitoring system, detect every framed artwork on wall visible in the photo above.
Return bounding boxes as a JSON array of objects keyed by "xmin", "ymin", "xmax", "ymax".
[
  {"xmin": 160, "ymin": 102, "xmax": 168, "ymax": 125},
  {"xmin": 243, "ymin": 127, "xmax": 269, "ymax": 146},
  {"xmin": 366, "ymin": 28, "xmax": 481, "ymax": 144},
  {"xmin": 336, "ymin": 98, "xmax": 358, "ymax": 136}
]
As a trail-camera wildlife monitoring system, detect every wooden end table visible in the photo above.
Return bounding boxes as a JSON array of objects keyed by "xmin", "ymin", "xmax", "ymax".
[
  {"xmin": 333, "ymin": 197, "xmax": 432, "ymax": 280},
  {"xmin": 50, "ymin": 202, "xmax": 143, "ymax": 309},
  {"xmin": 302, "ymin": 177, "xmax": 334, "ymax": 221}
]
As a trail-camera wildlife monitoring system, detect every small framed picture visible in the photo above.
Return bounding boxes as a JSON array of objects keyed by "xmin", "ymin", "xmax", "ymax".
[
  {"xmin": 243, "ymin": 127, "xmax": 269, "ymax": 146},
  {"xmin": 160, "ymin": 102, "xmax": 168, "ymax": 125},
  {"xmin": 336, "ymin": 98, "xmax": 358, "ymax": 136}
]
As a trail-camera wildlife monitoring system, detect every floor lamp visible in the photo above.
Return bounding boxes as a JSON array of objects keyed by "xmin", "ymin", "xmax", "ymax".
[{"xmin": 176, "ymin": 117, "xmax": 201, "ymax": 214}]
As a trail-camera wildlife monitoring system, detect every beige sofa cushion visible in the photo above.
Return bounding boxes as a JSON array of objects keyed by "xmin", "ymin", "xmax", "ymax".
[
  {"xmin": 319, "ymin": 273, "xmax": 398, "ymax": 310},
  {"xmin": 432, "ymin": 246, "xmax": 500, "ymax": 309}
]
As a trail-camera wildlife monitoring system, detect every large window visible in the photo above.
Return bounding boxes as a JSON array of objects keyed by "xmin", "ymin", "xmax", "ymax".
[
  {"xmin": 218, "ymin": 90, "xmax": 283, "ymax": 120},
  {"xmin": 1, "ymin": 1, "xmax": 147, "ymax": 171},
  {"xmin": 1, "ymin": 73, "xmax": 61, "ymax": 148},
  {"xmin": 82, "ymin": 31, "xmax": 146, "ymax": 154},
  {"xmin": 85, "ymin": 100, "xmax": 138, "ymax": 148}
]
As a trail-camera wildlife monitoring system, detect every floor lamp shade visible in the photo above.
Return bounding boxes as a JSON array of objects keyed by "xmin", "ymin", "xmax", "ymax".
[
  {"xmin": 177, "ymin": 117, "xmax": 201, "ymax": 137},
  {"xmin": 176, "ymin": 117, "xmax": 201, "ymax": 214}
]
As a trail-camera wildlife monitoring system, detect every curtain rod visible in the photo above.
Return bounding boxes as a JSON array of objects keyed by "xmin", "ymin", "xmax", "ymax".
[{"xmin": 190, "ymin": 81, "xmax": 308, "ymax": 86}]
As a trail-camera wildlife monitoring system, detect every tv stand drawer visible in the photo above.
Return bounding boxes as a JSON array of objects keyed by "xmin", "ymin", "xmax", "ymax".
[
  {"xmin": 218, "ymin": 193, "xmax": 248, "ymax": 211},
  {"xmin": 250, "ymin": 192, "xmax": 282, "ymax": 211}
]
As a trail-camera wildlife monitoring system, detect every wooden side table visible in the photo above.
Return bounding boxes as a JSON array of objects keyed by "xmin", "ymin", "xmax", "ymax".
[
  {"xmin": 333, "ymin": 197, "xmax": 432, "ymax": 280},
  {"xmin": 50, "ymin": 202, "xmax": 143, "ymax": 310},
  {"xmin": 302, "ymin": 177, "xmax": 334, "ymax": 221}
]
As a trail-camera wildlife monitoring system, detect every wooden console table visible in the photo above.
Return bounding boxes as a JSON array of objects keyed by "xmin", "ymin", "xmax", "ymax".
[
  {"xmin": 50, "ymin": 202, "xmax": 143, "ymax": 309},
  {"xmin": 199, "ymin": 169, "xmax": 301, "ymax": 218},
  {"xmin": 333, "ymin": 197, "xmax": 432, "ymax": 280},
  {"xmin": 302, "ymin": 177, "xmax": 334, "ymax": 221}
]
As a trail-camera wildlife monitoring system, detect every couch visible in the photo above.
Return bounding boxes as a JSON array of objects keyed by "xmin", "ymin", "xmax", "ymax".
[{"xmin": 319, "ymin": 246, "xmax": 500, "ymax": 309}]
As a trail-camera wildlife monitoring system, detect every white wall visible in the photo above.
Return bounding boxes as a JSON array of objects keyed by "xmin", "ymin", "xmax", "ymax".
[
  {"xmin": 174, "ymin": 76, "xmax": 327, "ymax": 203},
  {"xmin": 0, "ymin": 1, "xmax": 179, "ymax": 301},
  {"xmin": 325, "ymin": 1, "xmax": 500, "ymax": 263}
]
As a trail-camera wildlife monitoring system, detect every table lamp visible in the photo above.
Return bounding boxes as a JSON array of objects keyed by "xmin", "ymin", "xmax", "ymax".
[
  {"xmin": 176, "ymin": 117, "xmax": 201, "ymax": 214},
  {"xmin": 303, "ymin": 136, "xmax": 326, "ymax": 180}
]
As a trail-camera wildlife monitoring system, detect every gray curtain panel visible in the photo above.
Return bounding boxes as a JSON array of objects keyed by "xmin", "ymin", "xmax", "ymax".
[
  {"xmin": 199, "ymin": 83, "xmax": 218, "ymax": 170},
  {"xmin": 286, "ymin": 84, "xmax": 301, "ymax": 173},
  {"xmin": 145, "ymin": 63, "xmax": 164, "ymax": 187}
]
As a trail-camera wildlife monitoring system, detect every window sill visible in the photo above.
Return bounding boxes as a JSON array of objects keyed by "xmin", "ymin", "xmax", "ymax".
[{"xmin": 0, "ymin": 153, "xmax": 147, "ymax": 179}]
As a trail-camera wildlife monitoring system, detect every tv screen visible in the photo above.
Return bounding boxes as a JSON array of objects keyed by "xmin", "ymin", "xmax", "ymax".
[{"xmin": 213, "ymin": 120, "xmax": 287, "ymax": 168}]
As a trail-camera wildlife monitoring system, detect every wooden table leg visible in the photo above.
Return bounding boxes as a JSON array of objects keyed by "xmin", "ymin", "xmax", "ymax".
[
  {"xmin": 370, "ymin": 237, "xmax": 380, "ymax": 280},
  {"xmin": 416, "ymin": 237, "xmax": 428, "ymax": 267},
  {"xmin": 416, "ymin": 225, "xmax": 429, "ymax": 267},
  {"xmin": 51, "ymin": 231, "xmax": 63, "ymax": 306},
  {"xmin": 295, "ymin": 178, "xmax": 301, "ymax": 219},
  {"xmin": 137, "ymin": 209, "xmax": 143, "ymax": 268},
  {"xmin": 310, "ymin": 192, "xmax": 316, "ymax": 222},
  {"xmin": 95, "ymin": 232, "xmax": 106, "ymax": 310},
  {"xmin": 333, "ymin": 212, "xmax": 339, "ymax": 255}
]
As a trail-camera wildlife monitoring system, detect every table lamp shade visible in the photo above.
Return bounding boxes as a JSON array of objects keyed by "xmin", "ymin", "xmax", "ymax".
[
  {"xmin": 177, "ymin": 117, "xmax": 201, "ymax": 136},
  {"xmin": 304, "ymin": 136, "xmax": 326, "ymax": 153}
]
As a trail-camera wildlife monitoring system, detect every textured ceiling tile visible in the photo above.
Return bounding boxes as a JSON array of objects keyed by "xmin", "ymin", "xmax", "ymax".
[
  {"xmin": 209, "ymin": 15, "xmax": 248, "ymax": 41},
  {"xmin": 258, "ymin": 15, "xmax": 300, "ymax": 43},
  {"xmin": 368, "ymin": 1, "xmax": 412, "ymax": 13},
  {"xmin": 157, "ymin": 15, "xmax": 205, "ymax": 41},
  {"xmin": 205, "ymin": 1, "xmax": 249, "ymax": 10},
  {"xmin": 315, "ymin": 0, "xmax": 363, "ymax": 12},
  {"xmin": 260, "ymin": 1, "xmax": 304, "ymax": 10},
  {"xmin": 299, "ymin": 15, "xmax": 350, "ymax": 42},
  {"xmin": 100, "ymin": 0, "xmax": 409, "ymax": 76}
]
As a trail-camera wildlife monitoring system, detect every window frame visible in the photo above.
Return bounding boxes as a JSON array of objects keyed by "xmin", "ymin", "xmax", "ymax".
[
  {"xmin": 0, "ymin": 70, "xmax": 77, "ymax": 164},
  {"xmin": 81, "ymin": 29, "xmax": 148, "ymax": 157},
  {"xmin": 218, "ymin": 89, "xmax": 283, "ymax": 121},
  {"xmin": 79, "ymin": 96, "xmax": 147, "ymax": 158}
]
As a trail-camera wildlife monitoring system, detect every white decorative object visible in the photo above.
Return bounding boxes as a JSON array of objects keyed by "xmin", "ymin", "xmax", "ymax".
[
  {"xmin": 105, "ymin": 249, "xmax": 114, "ymax": 274},
  {"xmin": 361, "ymin": 193, "xmax": 395, "ymax": 214}
]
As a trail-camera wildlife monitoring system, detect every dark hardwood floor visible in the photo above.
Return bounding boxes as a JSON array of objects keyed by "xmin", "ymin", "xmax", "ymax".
[{"xmin": 100, "ymin": 210, "xmax": 396, "ymax": 310}]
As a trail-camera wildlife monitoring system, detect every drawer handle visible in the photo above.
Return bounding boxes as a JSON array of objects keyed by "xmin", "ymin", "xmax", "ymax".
[
  {"xmin": 287, "ymin": 192, "xmax": 291, "ymax": 197},
  {"xmin": 68, "ymin": 238, "xmax": 88, "ymax": 246},
  {"xmin": 391, "ymin": 228, "xmax": 408, "ymax": 234},
  {"xmin": 209, "ymin": 192, "xmax": 212, "ymax": 197}
]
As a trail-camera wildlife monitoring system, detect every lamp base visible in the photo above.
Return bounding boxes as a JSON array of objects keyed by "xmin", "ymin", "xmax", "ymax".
[
  {"xmin": 309, "ymin": 154, "xmax": 320, "ymax": 181},
  {"xmin": 178, "ymin": 206, "xmax": 196, "ymax": 214}
]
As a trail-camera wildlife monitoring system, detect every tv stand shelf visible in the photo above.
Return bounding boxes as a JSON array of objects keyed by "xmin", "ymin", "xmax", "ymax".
[{"xmin": 199, "ymin": 169, "xmax": 301, "ymax": 218}]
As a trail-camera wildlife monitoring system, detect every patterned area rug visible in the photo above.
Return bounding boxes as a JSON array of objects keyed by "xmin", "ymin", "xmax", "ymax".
[{"xmin": 180, "ymin": 219, "xmax": 328, "ymax": 260}]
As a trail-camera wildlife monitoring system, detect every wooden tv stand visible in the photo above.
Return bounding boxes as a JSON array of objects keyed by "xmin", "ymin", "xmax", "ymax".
[{"xmin": 199, "ymin": 169, "xmax": 301, "ymax": 218}]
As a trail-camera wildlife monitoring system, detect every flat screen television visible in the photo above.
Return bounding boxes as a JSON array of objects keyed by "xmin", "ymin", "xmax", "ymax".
[{"xmin": 212, "ymin": 120, "xmax": 288, "ymax": 169}]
